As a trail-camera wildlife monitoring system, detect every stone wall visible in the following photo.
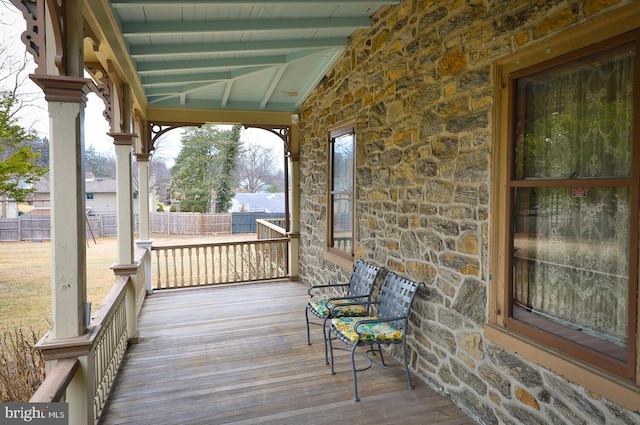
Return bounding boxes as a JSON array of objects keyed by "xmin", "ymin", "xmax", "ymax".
[{"xmin": 297, "ymin": 1, "xmax": 640, "ymax": 424}]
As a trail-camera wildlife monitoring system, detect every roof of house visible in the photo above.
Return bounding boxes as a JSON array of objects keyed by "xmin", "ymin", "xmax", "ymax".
[
  {"xmin": 232, "ymin": 193, "xmax": 285, "ymax": 213},
  {"xmin": 33, "ymin": 176, "xmax": 118, "ymax": 194}
]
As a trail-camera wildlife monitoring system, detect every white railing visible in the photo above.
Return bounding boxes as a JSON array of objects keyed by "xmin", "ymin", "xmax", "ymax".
[
  {"xmin": 30, "ymin": 224, "xmax": 290, "ymax": 423},
  {"xmin": 89, "ymin": 275, "xmax": 130, "ymax": 423},
  {"xmin": 152, "ymin": 238, "xmax": 288, "ymax": 289},
  {"xmin": 256, "ymin": 218, "xmax": 287, "ymax": 239},
  {"xmin": 31, "ymin": 248, "xmax": 150, "ymax": 424}
]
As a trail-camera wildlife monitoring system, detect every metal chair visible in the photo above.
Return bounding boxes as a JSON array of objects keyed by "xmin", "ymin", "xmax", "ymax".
[
  {"xmin": 328, "ymin": 271, "xmax": 424, "ymax": 401},
  {"xmin": 305, "ymin": 259, "xmax": 384, "ymax": 364}
]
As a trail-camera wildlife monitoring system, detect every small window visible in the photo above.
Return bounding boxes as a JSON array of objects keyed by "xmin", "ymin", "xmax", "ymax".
[
  {"xmin": 493, "ymin": 29, "xmax": 639, "ymax": 380},
  {"xmin": 328, "ymin": 123, "xmax": 355, "ymax": 258},
  {"xmin": 86, "ymin": 193, "xmax": 95, "ymax": 200},
  {"xmin": 133, "ymin": 192, "xmax": 138, "ymax": 200}
]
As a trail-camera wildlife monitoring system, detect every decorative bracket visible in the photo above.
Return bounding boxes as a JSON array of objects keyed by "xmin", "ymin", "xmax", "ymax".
[
  {"xmin": 244, "ymin": 124, "xmax": 291, "ymax": 156},
  {"xmin": 85, "ymin": 63, "xmax": 113, "ymax": 129},
  {"xmin": 148, "ymin": 122, "xmax": 204, "ymax": 153},
  {"xmin": 10, "ymin": 0, "xmax": 66, "ymax": 75}
]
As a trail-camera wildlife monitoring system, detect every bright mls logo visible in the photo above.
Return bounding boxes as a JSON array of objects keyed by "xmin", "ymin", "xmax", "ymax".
[{"xmin": 0, "ymin": 403, "xmax": 68, "ymax": 425}]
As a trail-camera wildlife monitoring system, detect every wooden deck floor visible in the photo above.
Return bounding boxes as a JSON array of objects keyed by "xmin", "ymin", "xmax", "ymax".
[{"xmin": 99, "ymin": 281, "xmax": 477, "ymax": 425}]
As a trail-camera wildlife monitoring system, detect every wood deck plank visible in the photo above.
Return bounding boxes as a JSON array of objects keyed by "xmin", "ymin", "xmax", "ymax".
[{"xmin": 99, "ymin": 281, "xmax": 477, "ymax": 425}]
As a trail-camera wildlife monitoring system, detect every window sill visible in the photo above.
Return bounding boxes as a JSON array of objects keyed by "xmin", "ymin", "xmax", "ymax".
[
  {"xmin": 484, "ymin": 324, "xmax": 640, "ymax": 411},
  {"xmin": 322, "ymin": 250, "xmax": 353, "ymax": 271}
]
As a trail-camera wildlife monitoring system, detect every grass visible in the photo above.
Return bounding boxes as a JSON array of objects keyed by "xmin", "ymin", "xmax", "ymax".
[
  {"xmin": 0, "ymin": 237, "xmax": 119, "ymax": 337},
  {"xmin": 0, "ymin": 233, "xmax": 254, "ymax": 337},
  {"xmin": 0, "ymin": 233, "xmax": 254, "ymax": 402}
]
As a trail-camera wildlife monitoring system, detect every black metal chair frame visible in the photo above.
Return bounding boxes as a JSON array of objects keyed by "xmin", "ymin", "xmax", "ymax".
[
  {"xmin": 327, "ymin": 271, "xmax": 424, "ymax": 401},
  {"xmin": 305, "ymin": 259, "xmax": 384, "ymax": 364}
]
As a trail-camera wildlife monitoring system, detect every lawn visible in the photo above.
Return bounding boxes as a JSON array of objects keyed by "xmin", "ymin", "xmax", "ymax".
[
  {"xmin": 0, "ymin": 237, "xmax": 119, "ymax": 337},
  {"xmin": 0, "ymin": 234, "xmax": 253, "ymax": 338}
]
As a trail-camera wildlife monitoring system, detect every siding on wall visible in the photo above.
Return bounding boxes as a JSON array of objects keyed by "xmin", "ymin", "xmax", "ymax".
[{"xmin": 297, "ymin": 1, "xmax": 640, "ymax": 424}]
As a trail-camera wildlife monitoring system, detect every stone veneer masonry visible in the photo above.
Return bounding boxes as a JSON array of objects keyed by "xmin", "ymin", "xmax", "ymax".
[{"xmin": 297, "ymin": 0, "xmax": 640, "ymax": 424}]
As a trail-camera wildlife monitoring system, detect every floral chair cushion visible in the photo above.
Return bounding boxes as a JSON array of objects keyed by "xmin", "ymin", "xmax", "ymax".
[
  {"xmin": 308, "ymin": 298, "xmax": 368, "ymax": 318},
  {"xmin": 331, "ymin": 316, "xmax": 403, "ymax": 342}
]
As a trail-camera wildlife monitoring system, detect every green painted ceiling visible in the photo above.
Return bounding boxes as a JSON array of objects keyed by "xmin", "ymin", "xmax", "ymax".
[{"xmin": 103, "ymin": 0, "xmax": 399, "ymax": 113}]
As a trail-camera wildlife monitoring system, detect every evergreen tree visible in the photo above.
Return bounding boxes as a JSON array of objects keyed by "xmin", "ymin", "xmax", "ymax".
[
  {"xmin": 85, "ymin": 145, "xmax": 116, "ymax": 178},
  {"xmin": 0, "ymin": 92, "xmax": 47, "ymax": 201},
  {"xmin": 214, "ymin": 124, "xmax": 240, "ymax": 213},
  {"xmin": 171, "ymin": 125, "xmax": 231, "ymax": 213}
]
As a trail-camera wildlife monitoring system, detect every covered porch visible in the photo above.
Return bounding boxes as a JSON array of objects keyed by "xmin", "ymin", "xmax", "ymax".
[
  {"xmin": 10, "ymin": 0, "xmax": 640, "ymax": 424},
  {"xmin": 98, "ymin": 280, "xmax": 475, "ymax": 425}
]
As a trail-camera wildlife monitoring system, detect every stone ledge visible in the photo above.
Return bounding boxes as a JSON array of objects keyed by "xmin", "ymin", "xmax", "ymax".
[{"xmin": 484, "ymin": 324, "xmax": 640, "ymax": 412}]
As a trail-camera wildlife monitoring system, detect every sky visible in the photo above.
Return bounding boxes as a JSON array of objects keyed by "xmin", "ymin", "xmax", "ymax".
[{"xmin": 0, "ymin": 2, "xmax": 285, "ymax": 170}]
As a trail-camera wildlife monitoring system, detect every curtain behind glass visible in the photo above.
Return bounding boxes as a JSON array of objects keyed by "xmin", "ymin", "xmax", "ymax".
[
  {"xmin": 516, "ymin": 49, "xmax": 634, "ymax": 180},
  {"xmin": 512, "ymin": 47, "xmax": 634, "ymax": 349}
]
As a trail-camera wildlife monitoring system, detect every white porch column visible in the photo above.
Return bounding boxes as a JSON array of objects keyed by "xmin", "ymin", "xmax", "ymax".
[
  {"xmin": 135, "ymin": 153, "xmax": 151, "ymax": 240},
  {"xmin": 110, "ymin": 133, "xmax": 139, "ymax": 343},
  {"xmin": 32, "ymin": 76, "xmax": 91, "ymax": 339},
  {"xmin": 135, "ymin": 153, "xmax": 154, "ymax": 294},
  {"xmin": 110, "ymin": 133, "xmax": 136, "ymax": 266},
  {"xmin": 288, "ymin": 124, "xmax": 300, "ymax": 281}
]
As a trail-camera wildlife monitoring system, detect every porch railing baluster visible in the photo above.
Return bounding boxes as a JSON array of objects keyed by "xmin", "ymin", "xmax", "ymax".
[
  {"xmin": 179, "ymin": 248, "xmax": 185, "ymax": 287},
  {"xmin": 196, "ymin": 247, "xmax": 209, "ymax": 285},
  {"xmin": 151, "ymin": 238, "xmax": 289, "ymax": 290},
  {"xmin": 188, "ymin": 247, "xmax": 193, "ymax": 286},
  {"xmin": 171, "ymin": 249, "xmax": 177, "ymax": 288}
]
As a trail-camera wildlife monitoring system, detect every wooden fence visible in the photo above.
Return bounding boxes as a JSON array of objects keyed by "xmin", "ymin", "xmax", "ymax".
[
  {"xmin": 0, "ymin": 214, "xmax": 124, "ymax": 241},
  {"xmin": 150, "ymin": 212, "xmax": 232, "ymax": 235},
  {"xmin": 0, "ymin": 212, "xmax": 286, "ymax": 241}
]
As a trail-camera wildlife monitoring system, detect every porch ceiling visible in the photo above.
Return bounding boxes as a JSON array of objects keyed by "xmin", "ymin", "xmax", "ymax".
[{"xmin": 85, "ymin": 0, "xmax": 398, "ymax": 118}]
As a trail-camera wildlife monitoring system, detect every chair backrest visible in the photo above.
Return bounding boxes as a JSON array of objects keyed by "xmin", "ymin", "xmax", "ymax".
[
  {"xmin": 377, "ymin": 272, "xmax": 423, "ymax": 332},
  {"xmin": 345, "ymin": 259, "xmax": 383, "ymax": 299}
]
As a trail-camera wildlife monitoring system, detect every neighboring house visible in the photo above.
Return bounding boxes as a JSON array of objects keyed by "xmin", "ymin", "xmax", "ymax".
[
  {"xmin": 0, "ymin": 198, "xmax": 19, "ymax": 218},
  {"xmin": 84, "ymin": 174, "xmax": 118, "ymax": 215},
  {"xmin": 29, "ymin": 174, "xmax": 144, "ymax": 215},
  {"xmin": 230, "ymin": 193, "xmax": 285, "ymax": 213}
]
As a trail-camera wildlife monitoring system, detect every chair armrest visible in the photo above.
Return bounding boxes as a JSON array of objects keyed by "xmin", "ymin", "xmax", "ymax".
[
  {"xmin": 308, "ymin": 283, "xmax": 349, "ymax": 297},
  {"xmin": 329, "ymin": 299, "xmax": 379, "ymax": 315},
  {"xmin": 326, "ymin": 294, "xmax": 368, "ymax": 303},
  {"xmin": 353, "ymin": 316, "xmax": 406, "ymax": 333}
]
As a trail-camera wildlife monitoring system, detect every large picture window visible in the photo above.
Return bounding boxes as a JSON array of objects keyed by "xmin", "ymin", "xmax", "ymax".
[
  {"xmin": 328, "ymin": 124, "xmax": 355, "ymax": 258},
  {"xmin": 493, "ymin": 28, "xmax": 640, "ymax": 380}
]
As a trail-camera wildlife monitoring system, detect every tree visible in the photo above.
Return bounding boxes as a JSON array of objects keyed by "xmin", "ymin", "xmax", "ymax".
[
  {"xmin": 214, "ymin": 124, "xmax": 241, "ymax": 213},
  {"xmin": 0, "ymin": 92, "xmax": 47, "ymax": 201},
  {"xmin": 30, "ymin": 136, "xmax": 49, "ymax": 169},
  {"xmin": 170, "ymin": 125, "xmax": 232, "ymax": 213},
  {"xmin": 264, "ymin": 169, "xmax": 285, "ymax": 193},
  {"xmin": 85, "ymin": 145, "xmax": 116, "ymax": 178},
  {"xmin": 0, "ymin": 13, "xmax": 48, "ymax": 202},
  {"xmin": 236, "ymin": 141, "xmax": 281, "ymax": 193},
  {"xmin": 132, "ymin": 155, "xmax": 171, "ymax": 205}
]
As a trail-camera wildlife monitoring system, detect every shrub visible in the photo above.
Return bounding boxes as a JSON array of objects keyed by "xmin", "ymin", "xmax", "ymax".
[{"xmin": 0, "ymin": 327, "xmax": 45, "ymax": 402}]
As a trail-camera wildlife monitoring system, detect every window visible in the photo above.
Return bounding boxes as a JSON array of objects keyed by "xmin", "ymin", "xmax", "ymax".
[
  {"xmin": 493, "ymin": 28, "xmax": 639, "ymax": 380},
  {"xmin": 86, "ymin": 193, "xmax": 95, "ymax": 200},
  {"xmin": 328, "ymin": 123, "xmax": 355, "ymax": 259}
]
